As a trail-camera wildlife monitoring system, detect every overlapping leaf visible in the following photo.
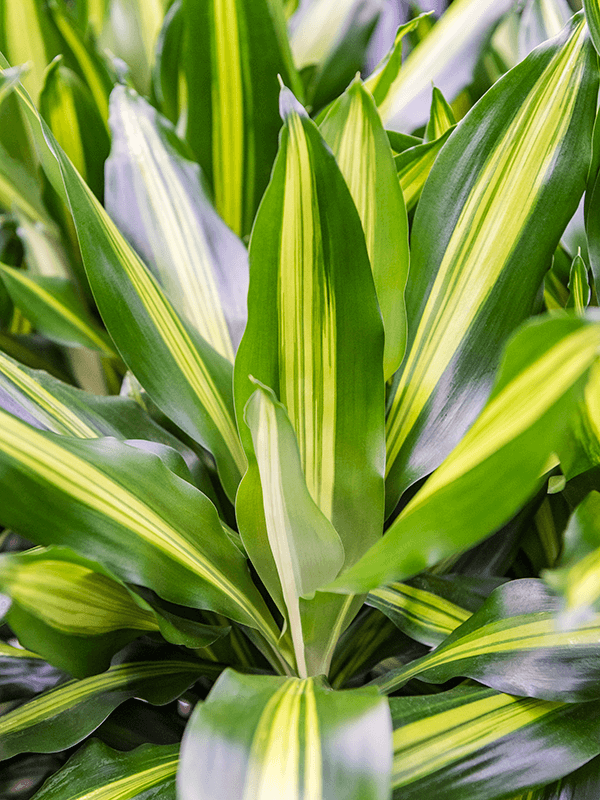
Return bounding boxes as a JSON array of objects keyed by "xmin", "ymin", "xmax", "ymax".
[
  {"xmin": 178, "ymin": 670, "xmax": 392, "ymax": 800},
  {"xmin": 235, "ymin": 88, "xmax": 384, "ymax": 568}
]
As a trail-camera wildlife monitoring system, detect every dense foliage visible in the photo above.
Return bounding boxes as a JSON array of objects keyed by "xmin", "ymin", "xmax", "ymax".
[{"xmin": 2, "ymin": 0, "xmax": 600, "ymax": 797}]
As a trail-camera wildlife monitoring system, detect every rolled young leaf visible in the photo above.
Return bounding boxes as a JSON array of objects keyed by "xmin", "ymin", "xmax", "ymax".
[
  {"xmin": 385, "ymin": 14, "xmax": 598, "ymax": 514},
  {"xmin": 0, "ymin": 408, "xmax": 280, "ymax": 646},
  {"xmin": 182, "ymin": 0, "xmax": 302, "ymax": 237},
  {"xmin": 375, "ymin": 578, "xmax": 600, "ymax": 700},
  {"xmin": 236, "ymin": 381, "xmax": 345, "ymax": 677},
  {"xmin": 178, "ymin": 669, "xmax": 392, "ymax": 800},
  {"xmin": 105, "ymin": 85, "xmax": 248, "ymax": 361},
  {"xmin": 28, "ymin": 739, "xmax": 178, "ymax": 800},
  {"xmin": 235, "ymin": 87, "xmax": 385, "ymax": 568},
  {"xmin": 327, "ymin": 315, "xmax": 600, "ymax": 593},
  {"xmin": 320, "ymin": 77, "xmax": 409, "ymax": 379},
  {"xmin": 390, "ymin": 684, "xmax": 600, "ymax": 800}
]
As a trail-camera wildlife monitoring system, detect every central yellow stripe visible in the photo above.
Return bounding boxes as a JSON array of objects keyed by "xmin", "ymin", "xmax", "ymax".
[
  {"xmin": 279, "ymin": 113, "xmax": 336, "ymax": 521},
  {"xmin": 77, "ymin": 758, "xmax": 179, "ymax": 800},
  {"xmin": 385, "ymin": 22, "xmax": 585, "ymax": 474}
]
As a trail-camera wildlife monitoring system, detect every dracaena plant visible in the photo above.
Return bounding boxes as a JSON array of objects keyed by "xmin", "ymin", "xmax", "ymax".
[{"xmin": 3, "ymin": 0, "xmax": 600, "ymax": 798}]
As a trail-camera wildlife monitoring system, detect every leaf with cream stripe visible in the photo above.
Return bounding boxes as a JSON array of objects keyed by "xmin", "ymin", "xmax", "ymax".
[
  {"xmin": 385, "ymin": 15, "xmax": 598, "ymax": 514},
  {"xmin": 327, "ymin": 315, "xmax": 600, "ymax": 593},
  {"xmin": 0, "ymin": 409, "xmax": 280, "ymax": 646},
  {"xmin": 235, "ymin": 87, "xmax": 385, "ymax": 568},
  {"xmin": 178, "ymin": 669, "xmax": 392, "ymax": 800},
  {"xmin": 389, "ymin": 684, "xmax": 600, "ymax": 799},
  {"xmin": 28, "ymin": 739, "xmax": 178, "ymax": 800},
  {"xmin": 105, "ymin": 85, "xmax": 248, "ymax": 361}
]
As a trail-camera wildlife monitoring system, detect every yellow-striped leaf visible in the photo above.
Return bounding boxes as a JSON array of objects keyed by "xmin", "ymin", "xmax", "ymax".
[
  {"xmin": 567, "ymin": 252, "xmax": 591, "ymax": 313},
  {"xmin": 0, "ymin": 67, "xmax": 247, "ymax": 499},
  {"xmin": 327, "ymin": 316, "xmax": 600, "ymax": 594},
  {"xmin": 0, "ymin": 409, "xmax": 280, "ymax": 647},
  {"xmin": 320, "ymin": 77, "xmax": 409, "ymax": 379},
  {"xmin": 424, "ymin": 86, "xmax": 456, "ymax": 142},
  {"xmin": 365, "ymin": 0, "xmax": 515, "ymax": 130},
  {"xmin": 178, "ymin": 670, "xmax": 392, "ymax": 800},
  {"xmin": 374, "ymin": 578, "xmax": 600, "ymax": 700},
  {"xmin": 40, "ymin": 56, "xmax": 109, "ymax": 200},
  {"xmin": 390, "ymin": 684, "xmax": 600, "ymax": 799},
  {"xmin": 29, "ymin": 739, "xmax": 178, "ymax": 800},
  {"xmin": 0, "ymin": 650, "xmax": 218, "ymax": 761},
  {"xmin": 0, "ymin": 265, "xmax": 115, "ymax": 356},
  {"xmin": 367, "ymin": 581, "xmax": 471, "ymax": 647},
  {"xmin": 105, "ymin": 85, "xmax": 248, "ymax": 362},
  {"xmin": 394, "ymin": 125, "xmax": 454, "ymax": 213},
  {"xmin": 237, "ymin": 382, "xmax": 346, "ymax": 677},
  {"xmin": 234, "ymin": 87, "xmax": 385, "ymax": 568},
  {"xmin": 385, "ymin": 15, "xmax": 597, "ymax": 513},
  {"xmin": 182, "ymin": 0, "xmax": 302, "ymax": 237},
  {"xmin": 584, "ymin": 0, "xmax": 600, "ymax": 56}
]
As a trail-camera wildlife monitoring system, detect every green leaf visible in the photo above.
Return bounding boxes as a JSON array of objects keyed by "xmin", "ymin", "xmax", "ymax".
[
  {"xmin": 584, "ymin": 0, "xmax": 600, "ymax": 57},
  {"xmin": 365, "ymin": 0, "xmax": 515, "ymax": 131},
  {"xmin": 367, "ymin": 581, "xmax": 471, "ymax": 648},
  {"xmin": 375, "ymin": 578, "xmax": 600, "ymax": 700},
  {"xmin": 40, "ymin": 56, "xmax": 110, "ymax": 200},
  {"xmin": 424, "ymin": 86, "xmax": 456, "ymax": 142},
  {"xmin": 327, "ymin": 315, "xmax": 600, "ymax": 593},
  {"xmin": 385, "ymin": 15, "xmax": 598, "ymax": 513},
  {"xmin": 543, "ymin": 490, "xmax": 600, "ymax": 626},
  {"xmin": 0, "ymin": 647, "xmax": 216, "ymax": 761},
  {"xmin": 29, "ymin": 739, "xmax": 178, "ymax": 800},
  {"xmin": 567, "ymin": 251, "xmax": 591, "ymax": 313},
  {"xmin": 320, "ymin": 77, "xmax": 409, "ymax": 379},
  {"xmin": 390, "ymin": 684, "xmax": 600, "ymax": 799},
  {"xmin": 105, "ymin": 85, "xmax": 248, "ymax": 362},
  {"xmin": 237, "ymin": 382, "xmax": 345, "ymax": 676},
  {"xmin": 394, "ymin": 126, "xmax": 454, "ymax": 213},
  {"xmin": 182, "ymin": 0, "xmax": 302, "ymax": 237},
  {"xmin": 152, "ymin": 0, "xmax": 184, "ymax": 126},
  {"xmin": 178, "ymin": 670, "xmax": 392, "ymax": 800},
  {"xmin": 0, "ymin": 266, "xmax": 115, "ymax": 356},
  {"xmin": 0, "ymin": 409, "xmax": 280, "ymax": 646},
  {"xmin": 235, "ymin": 88, "xmax": 384, "ymax": 570}
]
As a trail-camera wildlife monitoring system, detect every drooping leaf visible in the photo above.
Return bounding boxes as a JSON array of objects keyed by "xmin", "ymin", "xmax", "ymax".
[
  {"xmin": 375, "ymin": 578, "xmax": 600, "ymax": 701},
  {"xmin": 385, "ymin": 15, "xmax": 597, "ymax": 513},
  {"xmin": 178, "ymin": 670, "xmax": 392, "ymax": 800},
  {"xmin": 105, "ymin": 85, "xmax": 248, "ymax": 361},
  {"xmin": 0, "ymin": 409, "xmax": 280, "ymax": 646},
  {"xmin": 29, "ymin": 739, "xmax": 178, "ymax": 800},
  {"xmin": 0, "ymin": 266, "xmax": 115, "ymax": 355},
  {"xmin": 390, "ymin": 684, "xmax": 600, "ymax": 800},
  {"xmin": 327, "ymin": 316, "xmax": 600, "ymax": 593},
  {"xmin": 235, "ymin": 88, "xmax": 385, "ymax": 569},
  {"xmin": 320, "ymin": 77, "xmax": 409, "ymax": 379},
  {"xmin": 237, "ymin": 382, "xmax": 345, "ymax": 676},
  {"xmin": 0, "ymin": 647, "xmax": 217, "ymax": 762},
  {"xmin": 365, "ymin": 0, "xmax": 515, "ymax": 131},
  {"xmin": 182, "ymin": 0, "xmax": 302, "ymax": 237}
]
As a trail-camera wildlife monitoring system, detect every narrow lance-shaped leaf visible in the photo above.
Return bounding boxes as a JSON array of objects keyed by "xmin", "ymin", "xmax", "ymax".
[
  {"xmin": 182, "ymin": 0, "xmax": 302, "ymax": 237},
  {"xmin": 0, "ymin": 649, "xmax": 219, "ymax": 762},
  {"xmin": 385, "ymin": 15, "xmax": 598, "ymax": 513},
  {"xmin": 178, "ymin": 670, "xmax": 392, "ymax": 800},
  {"xmin": 320, "ymin": 77, "xmax": 409, "ymax": 379},
  {"xmin": 235, "ymin": 88, "xmax": 385, "ymax": 570},
  {"xmin": 0, "ymin": 67, "xmax": 247, "ymax": 499},
  {"xmin": 375, "ymin": 578, "xmax": 600, "ymax": 700},
  {"xmin": 0, "ymin": 409, "xmax": 280, "ymax": 647},
  {"xmin": 327, "ymin": 316, "xmax": 600, "ymax": 594},
  {"xmin": 105, "ymin": 85, "xmax": 248, "ymax": 361},
  {"xmin": 390, "ymin": 684, "xmax": 600, "ymax": 800},
  {"xmin": 394, "ymin": 125, "xmax": 455, "ymax": 214},
  {"xmin": 567, "ymin": 251, "xmax": 591, "ymax": 313},
  {"xmin": 0, "ymin": 265, "xmax": 115, "ymax": 356},
  {"xmin": 365, "ymin": 0, "xmax": 515, "ymax": 131},
  {"xmin": 424, "ymin": 86, "xmax": 456, "ymax": 142},
  {"xmin": 236, "ymin": 382, "xmax": 345, "ymax": 677},
  {"xmin": 29, "ymin": 739, "xmax": 178, "ymax": 800}
]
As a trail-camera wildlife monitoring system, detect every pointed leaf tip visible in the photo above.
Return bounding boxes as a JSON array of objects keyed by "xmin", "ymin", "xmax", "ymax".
[{"xmin": 279, "ymin": 85, "xmax": 308, "ymax": 122}]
